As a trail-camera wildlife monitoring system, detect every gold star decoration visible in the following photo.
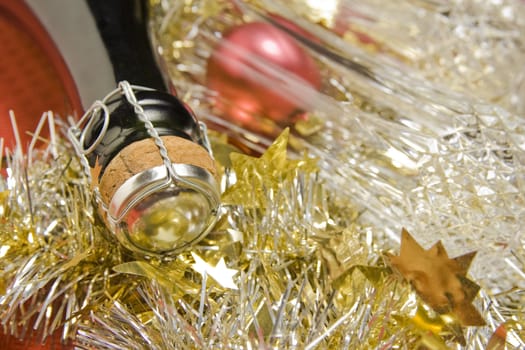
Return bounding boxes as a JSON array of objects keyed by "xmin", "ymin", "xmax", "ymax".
[
  {"xmin": 388, "ymin": 228, "xmax": 485, "ymax": 327},
  {"xmin": 191, "ymin": 252, "xmax": 238, "ymax": 290},
  {"xmin": 221, "ymin": 128, "xmax": 317, "ymax": 208}
]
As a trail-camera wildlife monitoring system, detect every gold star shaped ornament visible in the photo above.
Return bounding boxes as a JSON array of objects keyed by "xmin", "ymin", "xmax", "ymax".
[
  {"xmin": 388, "ymin": 228, "xmax": 485, "ymax": 327},
  {"xmin": 221, "ymin": 128, "xmax": 317, "ymax": 208},
  {"xmin": 191, "ymin": 252, "xmax": 238, "ymax": 290}
]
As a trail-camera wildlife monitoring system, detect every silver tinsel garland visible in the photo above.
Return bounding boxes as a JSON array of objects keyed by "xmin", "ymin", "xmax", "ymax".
[{"xmin": 1, "ymin": 0, "xmax": 525, "ymax": 348}]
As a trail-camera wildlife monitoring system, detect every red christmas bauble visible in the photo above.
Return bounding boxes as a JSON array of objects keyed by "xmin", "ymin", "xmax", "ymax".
[{"xmin": 206, "ymin": 21, "xmax": 321, "ymax": 132}]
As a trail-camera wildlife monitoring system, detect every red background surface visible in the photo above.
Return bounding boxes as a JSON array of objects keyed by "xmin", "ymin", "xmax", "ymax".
[{"xmin": 0, "ymin": 0, "xmax": 81, "ymax": 151}]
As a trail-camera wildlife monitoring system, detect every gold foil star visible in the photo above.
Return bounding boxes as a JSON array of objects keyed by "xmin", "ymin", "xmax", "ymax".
[
  {"xmin": 191, "ymin": 252, "xmax": 238, "ymax": 290},
  {"xmin": 388, "ymin": 228, "xmax": 485, "ymax": 327},
  {"xmin": 222, "ymin": 128, "xmax": 317, "ymax": 208}
]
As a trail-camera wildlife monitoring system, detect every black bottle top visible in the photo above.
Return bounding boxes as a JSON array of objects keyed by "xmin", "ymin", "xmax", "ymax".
[
  {"xmin": 84, "ymin": 0, "xmax": 204, "ymax": 177},
  {"xmin": 83, "ymin": 90, "xmax": 204, "ymax": 174}
]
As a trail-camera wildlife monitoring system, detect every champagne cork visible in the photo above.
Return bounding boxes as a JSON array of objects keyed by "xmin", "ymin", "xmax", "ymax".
[
  {"xmin": 96, "ymin": 135, "xmax": 217, "ymax": 205},
  {"xmin": 73, "ymin": 84, "xmax": 221, "ymax": 256}
]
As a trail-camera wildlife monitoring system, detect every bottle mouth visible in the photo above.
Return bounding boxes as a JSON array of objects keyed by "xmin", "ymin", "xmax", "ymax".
[{"xmin": 108, "ymin": 164, "xmax": 220, "ymax": 256}]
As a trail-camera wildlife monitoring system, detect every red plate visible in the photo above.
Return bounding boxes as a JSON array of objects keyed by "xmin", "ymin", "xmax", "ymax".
[{"xmin": 0, "ymin": 0, "xmax": 81, "ymax": 151}]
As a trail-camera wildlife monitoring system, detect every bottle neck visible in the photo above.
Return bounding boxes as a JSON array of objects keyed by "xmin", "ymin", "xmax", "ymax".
[
  {"xmin": 84, "ymin": 90, "xmax": 203, "ymax": 176},
  {"xmin": 86, "ymin": 0, "xmax": 166, "ymax": 91}
]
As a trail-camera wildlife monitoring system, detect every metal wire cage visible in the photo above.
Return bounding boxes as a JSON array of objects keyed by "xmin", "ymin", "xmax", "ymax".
[{"xmin": 68, "ymin": 81, "xmax": 220, "ymax": 257}]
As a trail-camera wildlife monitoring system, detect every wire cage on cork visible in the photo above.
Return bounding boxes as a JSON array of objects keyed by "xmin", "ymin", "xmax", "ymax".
[{"xmin": 68, "ymin": 82, "xmax": 221, "ymax": 258}]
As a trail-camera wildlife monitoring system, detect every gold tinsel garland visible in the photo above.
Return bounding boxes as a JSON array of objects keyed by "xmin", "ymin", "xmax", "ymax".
[
  {"xmin": 0, "ymin": 121, "xmax": 523, "ymax": 348},
  {"xmin": 149, "ymin": 3, "xmax": 525, "ymax": 346},
  {"xmin": 1, "ymin": 0, "xmax": 525, "ymax": 348}
]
